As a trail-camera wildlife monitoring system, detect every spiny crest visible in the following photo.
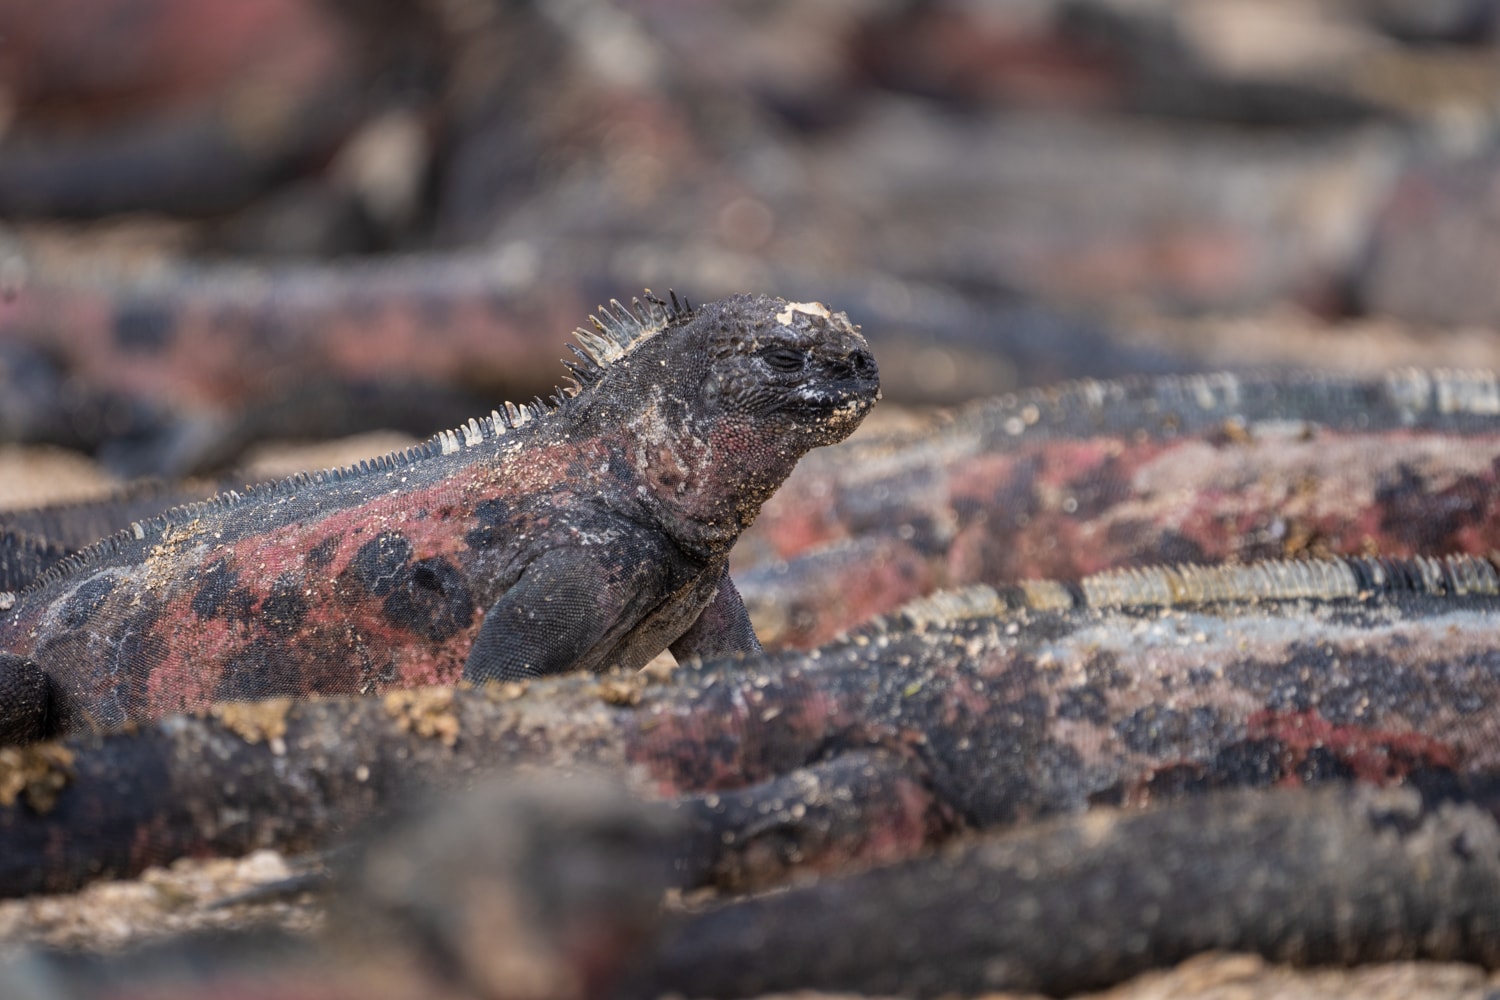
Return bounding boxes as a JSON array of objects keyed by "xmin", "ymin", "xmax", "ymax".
[
  {"xmin": 1076, "ymin": 553, "xmax": 1500, "ymax": 608},
  {"xmin": 11, "ymin": 437, "xmax": 445, "ymax": 597},
  {"xmin": 436, "ymin": 290, "xmax": 692, "ymax": 455},
  {"xmin": 566, "ymin": 290, "xmax": 693, "ymax": 386},
  {"xmin": 864, "ymin": 554, "xmax": 1500, "ymax": 637},
  {"xmin": 981, "ymin": 368, "xmax": 1500, "ymax": 443}
]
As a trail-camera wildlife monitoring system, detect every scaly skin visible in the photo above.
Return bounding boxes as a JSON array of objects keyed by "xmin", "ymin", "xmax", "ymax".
[
  {"xmin": 4, "ymin": 553, "xmax": 1499, "ymax": 897},
  {"xmin": 0, "ymin": 480, "xmax": 224, "ymax": 592},
  {"xmin": 738, "ymin": 369, "xmax": 1500, "ymax": 645},
  {"xmin": 649, "ymin": 782, "xmax": 1500, "ymax": 998},
  {"xmin": 0, "ymin": 529, "xmax": 70, "ymax": 596},
  {"xmin": 17, "ymin": 369, "xmax": 1500, "ymax": 629},
  {"xmin": 0, "ymin": 293, "xmax": 880, "ymax": 743},
  {"xmin": 11, "ymin": 368, "xmax": 1500, "ymax": 634},
  {"xmin": 8, "ymin": 780, "xmax": 1500, "ymax": 1000}
]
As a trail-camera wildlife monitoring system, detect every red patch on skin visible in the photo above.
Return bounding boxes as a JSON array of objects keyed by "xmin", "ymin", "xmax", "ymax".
[
  {"xmin": 757, "ymin": 429, "xmax": 1500, "ymax": 589},
  {"xmin": 628, "ymin": 678, "xmax": 848, "ymax": 795},
  {"xmin": 134, "ymin": 441, "xmax": 601, "ymax": 718},
  {"xmin": 834, "ymin": 545, "xmax": 932, "ymax": 628},
  {"xmin": 795, "ymin": 539, "xmax": 936, "ymax": 650},
  {"xmin": 1, "ymin": 267, "xmax": 584, "ymax": 413},
  {"xmin": 1247, "ymin": 709, "xmax": 1460, "ymax": 785},
  {"xmin": 816, "ymin": 772, "xmax": 944, "ymax": 872},
  {"xmin": 947, "ymin": 439, "xmax": 1178, "ymax": 581},
  {"xmin": 937, "ymin": 669, "xmax": 1006, "ymax": 727}
]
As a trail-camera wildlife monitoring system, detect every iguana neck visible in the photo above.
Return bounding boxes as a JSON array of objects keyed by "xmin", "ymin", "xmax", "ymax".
[
  {"xmin": 618, "ymin": 413, "xmax": 780, "ymax": 560},
  {"xmin": 605, "ymin": 392, "xmax": 794, "ymax": 561}
]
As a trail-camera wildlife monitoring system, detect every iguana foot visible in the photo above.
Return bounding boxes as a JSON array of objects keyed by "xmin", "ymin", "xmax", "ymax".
[{"xmin": 0, "ymin": 654, "xmax": 53, "ymax": 745}]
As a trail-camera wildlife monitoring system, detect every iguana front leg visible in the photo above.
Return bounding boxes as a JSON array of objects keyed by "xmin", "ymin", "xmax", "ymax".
[
  {"xmin": 670, "ymin": 563, "xmax": 762, "ymax": 662},
  {"xmin": 464, "ymin": 548, "xmax": 633, "ymax": 683}
]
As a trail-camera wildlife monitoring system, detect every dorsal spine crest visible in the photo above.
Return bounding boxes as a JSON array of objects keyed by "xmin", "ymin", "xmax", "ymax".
[
  {"xmin": 574, "ymin": 290, "xmax": 691, "ymax": 367},
  {"xmin": 873, "ymin": 554, "xmax": 1500, "ymax": 635}
]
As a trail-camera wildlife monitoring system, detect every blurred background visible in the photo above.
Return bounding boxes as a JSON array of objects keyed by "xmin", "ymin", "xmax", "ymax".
[{"xmin": 2, "ymin": 0, "xmax": 1500, "ymax": 487}]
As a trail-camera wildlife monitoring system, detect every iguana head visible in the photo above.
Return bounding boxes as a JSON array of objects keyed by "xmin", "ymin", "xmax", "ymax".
[
  {"xmin": 570, "ymin": 292, "xmax": 879, "ymax": 551},
  {"xmin": 570, "ymin": 291, "xmax": 879, "ymax": 439},
  {"xmin": 699, "ymin": 294, "xmax": 880, "ymax": 446}
]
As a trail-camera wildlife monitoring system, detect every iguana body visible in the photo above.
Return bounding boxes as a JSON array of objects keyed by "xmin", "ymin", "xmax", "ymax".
[
  {"xmin": 8, "ymin": 781, "xmax": 1500, "ymax": 1000},
  {"xmin": 0, "ymin": 293, "xmax": 880, "ymax": 743},
  {"xmin": 739, "ymin": 369, "xmax": 1500, "ymax": 644},
  {"xmin": 754, "ymin": 368, "xmax": 1500, "ymax": 566},
  {"xmin": 653, "ymin": 783, "xmax": 1500, "ymax": 999},
  {"xmin": 1, "ymin": 257, "xmax": 589, "ymax": 474},
  {"xmin": 15, "ymin": 368, "xmax": 1500, "ymax": 626},
  {"xmin": 6, "ymin": 553, "xmax": 1498, "ymax": 897}
]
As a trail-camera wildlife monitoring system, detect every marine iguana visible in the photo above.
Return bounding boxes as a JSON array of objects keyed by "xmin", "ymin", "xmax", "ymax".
[
  {"xmin": 649, "ymin": 783, "xmax": 1500, "ymax": 999},
  {"xmin": 0, "ymin": 292, "xmax": 880, "ymax": 744},
  {"xmin": 8, "ymin": 779, "xmax": 1500, "ymax": 1000},
  {"xmin": 6, "ymin": 552, "xmax": 1499, "ymax": 898},
  {"xmin": 738, "ymin": 368, "xmax": 1500, "ymax": 645},
  {"xmin": 1, "ymin": 257, "xmax": 586, "ymax": 475}
]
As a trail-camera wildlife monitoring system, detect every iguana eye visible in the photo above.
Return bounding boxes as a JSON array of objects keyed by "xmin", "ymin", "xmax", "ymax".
[{"xmin": 761, "ymin": 347, "xmax": 807, "ymax": 373}]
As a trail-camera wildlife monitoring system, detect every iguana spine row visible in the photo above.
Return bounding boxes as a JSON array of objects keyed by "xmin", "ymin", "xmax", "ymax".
[
  {"xmin": 887, "ymin": 552, "xmax": 1500, "ymax": 628},
  {"xmin": 976, "ymin": 367, "xmax": 1500, "ymax": 439}
]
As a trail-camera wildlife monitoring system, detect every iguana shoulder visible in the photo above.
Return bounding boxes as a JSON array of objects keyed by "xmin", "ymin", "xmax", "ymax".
[{"xmin": 0, "ymin": 292, "xmax": 879, "ymax": 743}]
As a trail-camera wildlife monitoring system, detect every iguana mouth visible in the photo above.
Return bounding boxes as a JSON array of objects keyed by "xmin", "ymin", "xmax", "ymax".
[
  {"xmin": 794, "ymin": 383, "xmax": 879, "ymax": 414},
  {"xmin": 794, "ymin": 346, "xmax": 880, "ymax": 412}
]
